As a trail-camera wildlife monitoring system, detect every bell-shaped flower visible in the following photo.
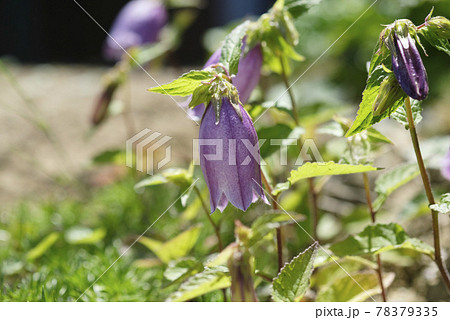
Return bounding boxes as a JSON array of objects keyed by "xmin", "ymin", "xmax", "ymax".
[
  {"xmin": 104, "ymin": 0, "xmax": 168, "ymax": 61},
  {"xmin": 386, "ymin": 24, "xmax": 429, "ymax": 100},
  {"xmin": 187, "ymin": 44, "xmax": 263, "ymax": 121},
  {"xmin": 441, "ymin": 148, "xmax": 450, "ymax": 181},
  {"xmin": 199, "ymin": 98, "xmax": 267, "ymax": 212}
]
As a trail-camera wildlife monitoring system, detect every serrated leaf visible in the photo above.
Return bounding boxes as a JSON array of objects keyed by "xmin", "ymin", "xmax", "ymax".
[
  {"xmin": 330, "ymin": 223, "xmax": 434, "ymax": 258},
  {"xmin": 26, "ymin": 232, "xmax": 59, "ymax": 261},
  {"xmin": 189, "ymin": 84, "xmax": 211, "ymax": 109},
  {"xmin": 139, "ymin": 225, "xmax": 201, "ymax": 264},
  {"xmin": 430, "ymin": 193, "xmax": 450, "ymax": 214},
  {"xmin": 285, "ymin": 0, "xmax": 321, "ymax": 19},
  {"xmin": 372, "ymin": 163, "xmax": 420, "ymax": 211},
  {"xmin": 272, "ymin": 242, "xmax": 318, "ymax": 302},
  {"xmin": 288, "ymin": 162, "xmax": 378, "ymax": 185},
  {"xmin": 366, "ymin": 127, "xmax": 393, "ymax": 144},
  {"xmin": 148, "ymin": 70, "xmax": 214, "ymax": 96},
  {"xmin": 419, "ymin": 26, "xmax": 450, "ymax": 56},
  {"xmin": 248, "ymin": 211, "xmax": 304, "ymax": 247},
  {"xmin": 64, "ymin": 227, "xmax": 106, "ymax": 245},
  {"xmin": 316, "ymin": 271, "xmax": 395, "ymax": 302},
  {"xmin": 166, "ymin": 266, "xmax": 231, "ymax": 301},
  {"xmin": 220, "ymin": 21, "xmax": 250, "ymax": 75},
  {"xmin": 346, "ymin": 65, "xmax": 405, "ymax": 137},
  {"xmin": 391, "ymin": 99, "xmax": 423, "ymax": 129}
]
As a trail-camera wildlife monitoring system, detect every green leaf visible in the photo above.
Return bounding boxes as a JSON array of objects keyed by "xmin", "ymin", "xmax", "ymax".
[
  {"xmin": 366, "ymin": 127, "xmax": 393, "ymax": 144},
  {"xmin": 430, "ymin": 193, "xmax": 450, "ymax": 214},
  {"xmin": 163, "ymin": 257, "xmax": 204, "ymax": 284},
  {"xmin": 220, "ymin": 21, "xmax": 250, "ymax": 75},
  {"xmin": 316, "ymin": 271, "xmax": 395, "ymax": 302},
  {"xmin": 189, "ymin": 84, "xmax": 211, "ymax": 108},
  {"xmin": 64, "ymin": 227, "xmax": 106, "ymax": 245},
  {"xmin": 285, "ymin": 0, "xmax": 321, "ymax": 19},
  {"xmin": 272, "ymin": 242, "xmax": 318, "ymax": 302},
  {"xmin": 272, "ymin": 181, "xmax": 291, "ymax": 196},
  {"xmin": 134, "ymin": 167, "xmax": 193, "ymax": 191},
  {"xmin": 26, "ymin": 232, "xmax": 59, "ymax": 261},
  {"xmin": 392, "ymin": 99, "xmax": 423, "ymax": 129},
  {"xmin": 248, "ymin": 211, "xmax": 305, "ymax": 247},
  {"xmin": 419, "ymin": 25, "xmax": 450, "ymax": 56},
  {"xmin": 148, "ymin": 70, "xmax": 214, "ymax": 96},
  {"xmin": 166, "ymin": 266, "xmax": 231, "ymax": 301},
  {"xmin": 92, "ymin": 149, "xmax": 126, "ymax": 165},
  {"xmin": 257, "ymin": 123, "xmax": 295, "ymax": 158},
  {"xmin": 288, "ymin": 162, "xmax": 378, "ymax": 185},
  {"xmin": 311, "ymin": 256, "xmax": 377, "ymax": 288},
  {"xmin": 139, "ymin": 225, "xmax": 201, "ymax": 264},
  {"xmin": 372, "ymin": 163, "xmax": 420, "ymax": 211},
  {"xmin": 330, "ymin": 223, "xmax": 434, "ymax": 258},
  {"xmin": 346, "ymin": 65, "xmax": 405, "ymax": 137}
]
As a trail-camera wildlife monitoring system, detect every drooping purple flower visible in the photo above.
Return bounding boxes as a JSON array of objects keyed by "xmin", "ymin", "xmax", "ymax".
[
  {"xmin": 187, "ymin": 44, "xmax": 263, "ymax": 121},
  {"xmin": 104, "ymin": 0, "xmax": 168, "ymax": 61},
  {"xmin": 388, "ymin": 29, "xmax": 429, "ymax": 100},
  {"xmin": 441, "ymin": 148, "xmax": 450, "ymax": 181},
  {"xmin": 199, "ymin": 98, "xmax": 267, "ymax": 213}
]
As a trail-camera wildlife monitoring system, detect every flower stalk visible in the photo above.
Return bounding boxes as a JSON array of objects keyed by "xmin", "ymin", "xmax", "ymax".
[
  {"xmin": 362, "ymin": 172, "xmax": 387, "ymax": 302},
  {"xmin": 404, "ymin": 97, "xmax": 450, "ymax": 292}
]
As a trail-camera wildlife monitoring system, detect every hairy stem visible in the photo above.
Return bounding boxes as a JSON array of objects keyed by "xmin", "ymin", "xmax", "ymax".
[
  {"xmin": 362, "ymin": 172, "xmax": 387, "ymax": 302},
  {"xmin": 261, "ymin": 171, "xmax": 283, "ymax": 272},
  {"xmin": 193, "ymin": 186, "xmax": 223, "ymax": 252},
  {"xmin": 307, "ymin": 178, "xmax": 320, "ymax": 240},
  {"xmin": 405, "ymin": 97, "xmax": 450, "ymax": 292}
]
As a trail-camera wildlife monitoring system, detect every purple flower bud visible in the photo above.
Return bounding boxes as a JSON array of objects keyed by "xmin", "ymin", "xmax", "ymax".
[
  {"xmin": 187, "ymin": 44, "xmax": 263, "ymax": 121},
  {"xmin": 388, "ymin": 29, "xmax": 429, "ymax": 100},
  {"xmin": 441, "ymin": 148, "xmax": 450, "ymax": 181},
  {"xmin": 104, "ymin": 0, "xmax": 168, "ymax": 61},
  {"xmin": 199, "ymin": 98, "xmax": 267, "ymax": 212}
]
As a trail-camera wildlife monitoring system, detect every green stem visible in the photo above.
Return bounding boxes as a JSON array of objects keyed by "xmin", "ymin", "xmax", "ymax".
[
  {"xmin": 261, "ymin": 171, "xmax": 283, "ymax": 272},
  {"xmin": 279, "ymin": 57, "xmax": 320, "ymax": 242},
  {"xmin": 362, "ymin": 172, "xmax": 387, "ymax": 302},
  {"xmin": 404, "ymin": 97, "xmax": 450, "ymax": 292},
  {"xmin": 193, "ymin": 186, "xmax": 223, "ymax": 252},
  {"xmin": 279, "ymin": 57, "xmax": 299, "ymax": 126}
]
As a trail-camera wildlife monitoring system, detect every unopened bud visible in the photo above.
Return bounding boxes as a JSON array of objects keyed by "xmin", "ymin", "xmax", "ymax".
[{"xmin": 373, "ymin": 73, "xmax": 406, "ymax": 116}]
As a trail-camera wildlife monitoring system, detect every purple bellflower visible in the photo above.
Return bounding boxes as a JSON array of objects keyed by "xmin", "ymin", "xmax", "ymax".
[
  {"xmin": 441, "ymin": 148, "xmax": 450, "ymax": 181},
  {"xmin": 104, "ymin": 0, "xmax": 168, "ymax": 61},
  {"xmin": 386, "ymin": 23, "xmax": 429, "ymax": 100},
  {"xmin": 199, "ymin": 98, "xmax": 267, "ymax": 213},
  {"xmin": 187, "ymin": 44, "xmax": 263, "ymax": 121}
]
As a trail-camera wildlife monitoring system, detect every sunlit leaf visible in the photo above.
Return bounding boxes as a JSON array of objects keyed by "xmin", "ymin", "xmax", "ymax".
[
  {"xmin": 372, "ymin": 163, "xmax": 420, "ymax": 211},
  {"xmin": 163, "ymin": 257, "xmax": 204, "ymax": 283},
  {"xmin": 272, "ymin": 242, "xmax": 318, "ymax": 302},
  {"xmin": 346, "ymin": 65, "xmax": 405, "ymax": 137},
  {"xmin": 248, "ymin": 211, "xmax": 304, "ymax": 247},
  {"xmin": 26, "ymin": 232, "xmax": 59, "ymax": 261},
  {"xmin": 392, "ymin": 99, "xmax": 423, "ymax": 129},
  {"xmin": 65, "ymin": 227, "xmax": 106, "ymax": 245},
  {"xmin": 139, "ymin": 225, "xmax": 201, "ymax": 264},
  {"xmin": 430, "ymin": 193, "xmax": 450, "ymax": 214},
  {"xmin": 419, "ymin": 24, "xmax": 450, "ymax": 56},
  {"xmin": 330, "ymin": 223, "xmax": 434, "ymax": 258},
  {"xmin": 148, "ymin": 70, "xmax": 214, "ymax": 96},
  {"xmin": 166, "ymin": 266, "xmax": 231, "ymax": 301},
  {"xmin": 316, "ymin": 271, "xmax": 395, "ymax": 302},
  {"xmin": 311, "ymin": 256, "xmax": 376, "ymax": 288},
  {"xmin": 220, "ymin": 20, "xmax": 250, "ymax": 75},
  {"xmin": 288, "ymin": 162, "xmax": 378, "ymax": 185}
]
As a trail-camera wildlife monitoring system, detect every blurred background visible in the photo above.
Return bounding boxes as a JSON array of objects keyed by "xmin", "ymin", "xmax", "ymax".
[{"xmin": 0, "ymin": 0, "xmax": 449, "ymax": 301}]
